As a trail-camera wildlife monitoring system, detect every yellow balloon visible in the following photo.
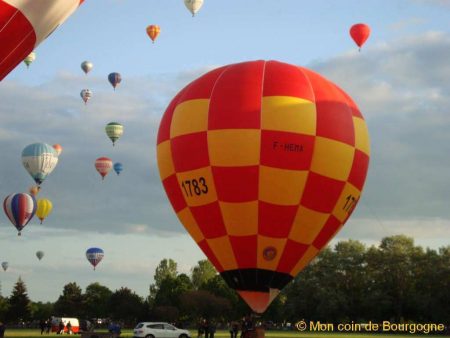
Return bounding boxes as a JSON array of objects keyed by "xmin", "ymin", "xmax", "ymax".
[{"xmin": 36, "ymin": 199, "xmax": 53, "ymax": 224}]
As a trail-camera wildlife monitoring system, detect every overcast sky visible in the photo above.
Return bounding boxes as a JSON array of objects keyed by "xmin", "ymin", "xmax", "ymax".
[{"xmin": 0, "ymin": 0, "xmax": 449, "ymax": 302}]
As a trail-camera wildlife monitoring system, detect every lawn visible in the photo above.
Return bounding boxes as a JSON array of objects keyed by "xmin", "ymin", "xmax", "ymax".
[{"xmin": 2, "ymin": 330, "xmax": 447, "ymax": 338}]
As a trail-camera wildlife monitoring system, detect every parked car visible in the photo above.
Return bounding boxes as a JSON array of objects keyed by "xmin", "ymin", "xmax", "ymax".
[{"xmin": 133, "ymin": 322, "xmax": 191, "ymax": 338}]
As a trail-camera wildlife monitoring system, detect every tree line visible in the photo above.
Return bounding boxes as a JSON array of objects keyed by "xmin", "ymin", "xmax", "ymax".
[{"xmin": 0, "ymin": 235, "xmax": 449, "ymax": 327}]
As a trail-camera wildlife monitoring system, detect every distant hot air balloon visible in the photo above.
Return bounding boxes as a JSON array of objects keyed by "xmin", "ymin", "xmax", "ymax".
[
  {"xmin": 23, "ymin": 51, "xmax": 36, "ymax": 68},
  {"xmin": 3, "ymin": 193, "xmax": 37, "ymax": 236},
  {"xmin": 105, "ymin": 122, "xmax": 124, "ymax": 146},
  {"xmin": 157, "ymin": 60, "xmax": 370, "ymax": 313},
  {"xmin": 184, "ymin": 0, "xmax": 204, "ymax": 16},
  {"xmin": 113, "ymin": 162, "xmax": 123, "ymax": 175},
  {"xmin": 108, "ymin": 72, "xmax": 122, "ymax": 90},
  {"xmin": 81, "ymin": 61, "xmax": 93, "ymax": 74},
  {"xmin": 36, "ymin": 198, "xmax": 53, "ymax": 224},
  {"xmin": 95, "ymin": 157, "xmax": 113, "ymax": 180},
  {"xmin": 80, "ymin": 89, "xmax": 92, "ymax": 104},
  {"xmin": 350, "ymin": 23, "xmax": 371, "ymax": 51},
  {"xmin": 0, "ymin": 0, "xmax": 84, "ymax": 81},
  {"xmin": 86, "ymin": 247, "xmax": 104, "ymax": 270},
  {"xmin": 36, "ymin": 251, "xmax": 44, "ymax": 261},
  {"xmin": 29, "ymin": 185, "xmax": 39, "ymax": 197},
  {"xmin": 146, "ymin": 25, "xmax": 160, "ymax": 43},
  {"xmin": 53, "ymin": 144, "xmax": 63, "ymax": 156},
  {"xmin": 22, "ymin": 143, "xmax": 59, "ymax": 186},
  {"xmin": 1, "ymin": 262, "xmax": 8, "ymax": 271}
]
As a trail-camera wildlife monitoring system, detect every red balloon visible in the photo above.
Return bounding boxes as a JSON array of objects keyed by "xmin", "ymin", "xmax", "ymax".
[
  {"xmin": 157, "ymin": 60, "xmax": 370, "ymax": 313},
  {"xmin": 350, "ymin": 23, "xmax": 371, "ymax": 50},
  {"xmin": 0, "ymin": 0, "xmax": 84, "ymax": 81}
]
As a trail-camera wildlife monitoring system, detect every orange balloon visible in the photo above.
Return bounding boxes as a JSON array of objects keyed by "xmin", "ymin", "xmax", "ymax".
[
  {"xmin": 350, "ymin": 23, "xmax": 371, "ymax": 50},
  {"xmin": 29, "ymin": 185, "xmax": 39, "ymax": 196},
  {"xmin": 53, "ymin": 144, "xmax": 62, "ymax": 156},
  {"xmin": 146, "ymin": 25, "xmax": 160, "ymax": 43},
  {"xmin": 156, "ymin": 60, "xmax": 370, "ymax": 313}
]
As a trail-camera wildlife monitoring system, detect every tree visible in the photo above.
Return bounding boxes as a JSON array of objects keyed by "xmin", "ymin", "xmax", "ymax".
[
  {"xmin": 109, "ymin": 287, "xmax": 145, "ymax": 326},
  {"xmin": 149, "ymin": 259, "xmax": 179, "ymax": 304},
  {"xmin": 180, "ymin": 290, "xmax": 231, "ymax": 321},
  {"xmin": 54, "ymin": 282, "xmax": 84, "ymax": 317},
  {"xmin": 31, "ymin": 302, "xmax": 54, "ymax": 321},
  {"xmin": 191, "ymin": 260, "xmax": 217, "ymax": 289},
  {"xmin": 84, "ymin": 283, "xmax": 112, "ymax": 319},
  {"xmin": 7, "ymin": 277, "xmax": 32, "ymax": 322},
  {"xmin": 0, "ymin": 295, "xmax": 9, "ymax": 322}
]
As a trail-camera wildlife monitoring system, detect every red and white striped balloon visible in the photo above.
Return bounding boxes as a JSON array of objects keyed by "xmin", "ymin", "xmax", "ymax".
[
  {"xmin": 95, "ymin": 157, "xmax": 113, "ymax": 180},
  {"xmin": 0, "ymin": 0, "xmax": 84, "ymax": 81}
]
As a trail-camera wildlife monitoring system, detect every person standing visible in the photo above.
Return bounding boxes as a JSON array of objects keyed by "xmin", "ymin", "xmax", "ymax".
[
  {"xmin": 0, "ymin": 322, "xmax": 5, "ymax": 338},
  {"xmin": 40, "ymin": 320, "xmax": 46, "ymax": 335},
  {"xmin": 66, "ymin": 321, "xmax": 72, "ymax": 335},
  {"xmin": 230, "ymin": 321, "xmax": 239, "ymax": 338},
  {"xmin": 58, "ymin": 320, "xmax": 65, "ymax": 334},
  {"xmin": 46, "ymin": 319, "xmax": 52, "ymax": 334}
]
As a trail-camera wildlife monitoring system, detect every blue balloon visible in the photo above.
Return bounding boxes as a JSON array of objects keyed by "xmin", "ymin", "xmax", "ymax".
[
  {"xmin": 22, "ymin": 143, "xmax": 58, "ymax": 185},
  {"xmin": 108, "ymin": 72, "xmax": 122, "ymax": 90},
  {"xmin": 113, "ymin": 162, "xmax": 123, "ymax": 175},
  {"xmin": 86, "ymin": 247, "xmax": 104, "ymax": 270}
]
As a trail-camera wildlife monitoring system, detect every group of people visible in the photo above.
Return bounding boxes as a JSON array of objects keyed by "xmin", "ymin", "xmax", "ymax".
[
  {"xmin": 197, "ymin": 319, "xmax": 216, "ymax": 338},
  {"xmin": 39, "ymin": 319, "xmax": 52, "ymax": 334},
  {"xmin": 229, "ymin": 316, "xmax": 255, "ymax": 338},
  {"xmin": 39, "ymin": 319, "xmax": 73, "ymax": 335}
]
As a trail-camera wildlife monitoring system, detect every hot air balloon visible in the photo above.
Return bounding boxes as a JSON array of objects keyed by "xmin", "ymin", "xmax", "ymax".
[
  {"xmin": 86, "ymin": 247, "xmax": 104, "ymax": 270},
  {"xmin": 156, "ymin": 60, "xmax": 370, "ymax": 313},
  {"xmin": 105, "ymin": 122, "xmax": 124, "ymax": 146},
  {"xmin": 36, "ymin": 251, "xmax": 44, "ymax": 261},
  {"xmin": 29, "ymin": 185, "xmax": 39, "ymax": 197},
  {"xmin": 22, "ymin": 143, "xmax": 59, "ymax": 186},
  {"xmin": 350, "ymin": 23, "xmax": 371, "ymax": 51},
  {"xmin": 146, "ymin": 25, "xmax": 160, "ymax": 43},
  {"xmin": 3, "ymin": 193, "xmax": 37, "ymax": 235},
  {"xmin": 80, "ymin": 89, "xmax": 92, "ymax": 104},
  {"xmin": 23, "ymin": 51, "xmax": 36, "ymax": 68},
  {"xmin": 36, "ymin": 198, "xmax": 53, "ymax": 224},
  {"xmin": 1, "ymin": 262, "xmax": 8, "ymax": 271},
  {"xmin": 184, "ymin": 0, "xmax": 204, "ymax": 16},
  {"xmin": 53, "ymin": 144, "xmax": 63, "ymax": 156},
  {"xmin": 108, "ymin": 72, "xmax": 122, "ymax": 90},
  {"xmin": 113, "ymin": 162, "xmax": 123, "ymax": 175},
  {"xmin": 95, "ymin": 157, "xmax": 113, "ymax": 180},
  {"xmin": 0, "ymin": 0, "xmax": 84, "ymax": 81},
  {"xmin": 81, "ymin": 61, "xmax": 93, "ymax": 74}
]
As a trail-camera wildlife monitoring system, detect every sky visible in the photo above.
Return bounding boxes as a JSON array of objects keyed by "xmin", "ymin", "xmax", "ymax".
[{"xmin": 0, "ymin": 0, "xmax": 450, "ymax": 302}]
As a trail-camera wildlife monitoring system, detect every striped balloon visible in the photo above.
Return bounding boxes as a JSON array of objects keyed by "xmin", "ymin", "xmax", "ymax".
[
  {"xmin": 3, "ymin": 193, "xmax": 37, "ymax": 235},
  {"xmin": 22, "ymin": 143, "xmax": 59, "ymax": 185},
  {"xmin": 0, "ymin": 0, "xmax": 84, "ymax": 81},
  {"xmin": 95, "ymin": 157, "xmax": 113, "ymax": 180},
  {"xmin": 105, "ymin": 122, "xmax": 123, "ymax": 146},
  {"xmin": 86, "ymin": 247, "xmax": 104, "ymax": 270}
]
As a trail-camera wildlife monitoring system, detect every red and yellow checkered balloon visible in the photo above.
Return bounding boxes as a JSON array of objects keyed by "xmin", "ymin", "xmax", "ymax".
[{"xmin": 157, "ymin": 60, "xmax": 370, "ymax": 313}]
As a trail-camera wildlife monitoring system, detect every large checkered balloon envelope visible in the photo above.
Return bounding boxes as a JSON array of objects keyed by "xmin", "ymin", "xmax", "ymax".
[{"xmin": 157, "ymin": 60, "xmax": 370, "ymax": 313}]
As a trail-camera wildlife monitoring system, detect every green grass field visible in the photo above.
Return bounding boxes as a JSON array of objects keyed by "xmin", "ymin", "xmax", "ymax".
[{"xmin": 1, "ymin": 329, "xmax": 447, "ymax": 338}]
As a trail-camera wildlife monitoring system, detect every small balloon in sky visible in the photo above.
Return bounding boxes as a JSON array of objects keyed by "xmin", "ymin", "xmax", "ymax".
[
  {"xmin": 36, "ymin": 251, "xmax": 44, "ymax": 261},
  {"xmin": 349, "ymin": 23, "xmax": 371, "ymax": 51},
  {"xmin": 95, "ymin": 157, "xmax": 113, "ymax": 180},
  {"xmin": 36, "ymin": 198, "xmax": 53, "ymax": 224},
  {"xmin": 3, "ymin": 193, "xmax": 37, "ymax": 236},
  {"xmin": 184, "ymin": 0, "xmax": 204, "ymax": 16},
  {"xmin": 146, "ymin": 25, "xmax": 160, "ymax": 43},
  {"xmin": 86, "ymin": 247, "xmax": 104, "ymax": 270},
  {"xmin": 113, "ymin": 162, "xmax": 123, "ymax": 175},
  {"xmin": 108, "ymin": 72, "xmax": 122, "ymax": 90},
  {"xmin": 22, "ymin": 143, "xmax": 59, "ymax": 186},
  {"xmin": 80, "ymin": 89, "xmax": 92, "ymax": 105},
  {"xmin": 23, "ymin": 52, "xmax": 36, "ymax": 68},
  {"xmin": 81, "ymin": 61, "xmax": 93, "ymax": 74},
  {"xmin": 105, "ymin": 122, "xmax": 124, "ymax": 146}
]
